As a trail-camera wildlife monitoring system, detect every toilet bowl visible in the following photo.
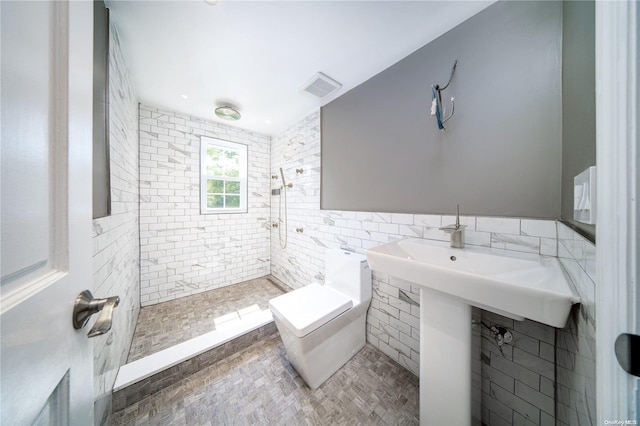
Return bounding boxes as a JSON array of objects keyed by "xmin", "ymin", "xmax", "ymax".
[{"xmin": 268, "ymin": 249, "xmax": 372, "ymax": 389}]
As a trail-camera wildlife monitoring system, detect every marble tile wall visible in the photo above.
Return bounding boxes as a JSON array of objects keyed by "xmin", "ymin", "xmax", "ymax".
[
  {"xmin": 478, "ymin": 310, "xmax": 558, "ymax": 425},
  {"xmin": 138, "ymin": 105, "xmax": 271, "ymax": 306},
  {"xmin": 556, "ymin": 223, "xmax": 596, "ymax": 425},
  {"xmin": 476, "ymin": 223, "xmax": 596, "ymax": 426},
  {"xmin": 92, "ymin": 22, "xmax": 140, "ymax": 426}
]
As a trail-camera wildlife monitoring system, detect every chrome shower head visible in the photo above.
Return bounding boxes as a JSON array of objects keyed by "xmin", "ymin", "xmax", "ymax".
[{"xmin": 279, "ymin": 167, "xmax": 287, "ymax": 186}]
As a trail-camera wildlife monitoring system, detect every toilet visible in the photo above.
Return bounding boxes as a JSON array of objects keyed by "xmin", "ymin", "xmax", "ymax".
[{"xmin": 268, "ymin": 249, "xmax": 372, "ymax": 389}]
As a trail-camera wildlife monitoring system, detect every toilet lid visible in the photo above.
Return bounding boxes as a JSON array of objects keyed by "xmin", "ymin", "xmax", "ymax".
[{"xmin": 269, "ymin": 283, "xmax": 353, "ymax": 338}]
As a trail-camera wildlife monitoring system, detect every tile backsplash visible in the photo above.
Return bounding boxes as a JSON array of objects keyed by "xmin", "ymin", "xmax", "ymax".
[{"xmin": 138, "ymin": 105, "xmax": 271, "ymax": 306}]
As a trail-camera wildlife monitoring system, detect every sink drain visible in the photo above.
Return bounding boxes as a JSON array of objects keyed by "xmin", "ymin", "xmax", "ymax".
[{"xmin": 450, "ymin": 256, "xmax": 457, "ymax": 261}]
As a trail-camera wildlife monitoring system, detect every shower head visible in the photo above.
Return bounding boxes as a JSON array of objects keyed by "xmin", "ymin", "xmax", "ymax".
[{"xmin": 279, "ymin": 167, "xmax": 287, "ymax": 186}]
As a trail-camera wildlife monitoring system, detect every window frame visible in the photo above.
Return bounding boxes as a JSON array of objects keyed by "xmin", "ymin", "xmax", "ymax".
[{"xmin": 200, "ymin": 137, "xmax": 248, "ymax": 214}]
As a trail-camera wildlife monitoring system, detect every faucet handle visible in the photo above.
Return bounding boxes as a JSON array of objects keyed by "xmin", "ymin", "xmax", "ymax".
[
  {"xmin": 439, "ymin": 224, "xmax": 466, "ymax": 233},
  {"xmin": 439, "ymin": 204, "xmax": 466, "ymax": 232}
]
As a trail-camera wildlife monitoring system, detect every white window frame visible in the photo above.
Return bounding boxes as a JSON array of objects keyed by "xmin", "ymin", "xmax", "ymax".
[{"xmin": 200, "ymin": 137, "xmax": 248, "ymax": 214}]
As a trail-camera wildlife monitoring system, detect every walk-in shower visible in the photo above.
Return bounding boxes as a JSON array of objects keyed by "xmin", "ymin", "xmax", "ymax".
[{"xmin": 114, "ymin": 163, "xmax": 299, "ymax": 409}]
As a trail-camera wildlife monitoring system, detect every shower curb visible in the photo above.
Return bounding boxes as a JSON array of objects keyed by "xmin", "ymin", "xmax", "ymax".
[{"xmin": 112, "ymin": 322, "xmax": 277, "ymax": 412}]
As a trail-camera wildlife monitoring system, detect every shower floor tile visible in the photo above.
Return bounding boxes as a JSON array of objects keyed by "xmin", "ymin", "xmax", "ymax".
[
  {"xmin": 111, "ymin": 335, "xmax": 419, "ymax": 425},
  {"xmin": 127, "ymin": 276, "xmax": 289, "ymax": 362}
]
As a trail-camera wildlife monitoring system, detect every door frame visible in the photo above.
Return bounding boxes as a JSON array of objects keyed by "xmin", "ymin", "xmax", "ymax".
[{"xmin": 595, "ymin": 0, "xmax": 639, "ymax": 421}]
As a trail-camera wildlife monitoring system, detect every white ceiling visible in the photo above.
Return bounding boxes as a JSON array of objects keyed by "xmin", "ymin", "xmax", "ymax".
[{"xmin": 106, "ymin": 0, "xmax": 495, "ymax": 135}]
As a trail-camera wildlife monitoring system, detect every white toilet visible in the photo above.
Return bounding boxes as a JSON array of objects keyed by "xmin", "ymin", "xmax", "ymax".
[{"xmin": 268, "ymin": 249, "xmax": 372, "ymax": 389}]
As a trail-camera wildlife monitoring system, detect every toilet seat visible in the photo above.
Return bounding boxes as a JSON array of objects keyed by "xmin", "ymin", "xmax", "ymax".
[{"xmin": 269, "ymin": 283, "xmax": 353, "ymax": 338}]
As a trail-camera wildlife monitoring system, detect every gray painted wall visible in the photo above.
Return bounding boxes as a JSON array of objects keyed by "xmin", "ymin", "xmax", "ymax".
[
  {"xmin": 561, "ymin": 0, "xmax": 596, "ymax": 241},
  {"xmin": 321, "ymin": 1, "xmax": 562, "ymax": 219}
]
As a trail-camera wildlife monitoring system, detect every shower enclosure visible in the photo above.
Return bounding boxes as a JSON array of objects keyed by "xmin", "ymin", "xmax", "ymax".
[{"xmin": 113, "ymin": 163, "xmax": 301, "ymax": 411}]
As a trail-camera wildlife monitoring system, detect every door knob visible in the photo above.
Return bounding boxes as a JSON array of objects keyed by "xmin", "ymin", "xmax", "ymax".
[
  {"xmin": 615, "ymin": 333, "xmax": 640, "ymax": 377},
  {"xmin": 73, "ymin": 290, "xmax": 120, "ymax": 338}
]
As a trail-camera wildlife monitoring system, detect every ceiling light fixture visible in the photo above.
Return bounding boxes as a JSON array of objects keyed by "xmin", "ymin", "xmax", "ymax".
[
  {"xmin": 215, "ymin": 106, "xmax": 241, "ymax": 121},
  {"xmin": 181, "ymin": 94, "xmax": 189, "ymax": 99}
]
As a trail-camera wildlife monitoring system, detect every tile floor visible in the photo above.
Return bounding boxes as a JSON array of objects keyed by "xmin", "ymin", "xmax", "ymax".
[
  {"xmin": 112, "ymin": 333, "xmax": 419, "ymax": 425},
  {"xmin": 127, "ymin": 276, "xmax": 289, "ymax": 362}
]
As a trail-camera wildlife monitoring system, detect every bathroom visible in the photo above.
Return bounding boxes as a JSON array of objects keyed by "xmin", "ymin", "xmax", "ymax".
[{"xmin": 1, "ymin": 0, "xmax": 638, "ymax": 425}]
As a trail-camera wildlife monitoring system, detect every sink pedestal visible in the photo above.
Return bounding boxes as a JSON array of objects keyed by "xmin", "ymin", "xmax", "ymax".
[{"xmin": 420, "ymin": 287, "xmax": 471, "ymax": 426}]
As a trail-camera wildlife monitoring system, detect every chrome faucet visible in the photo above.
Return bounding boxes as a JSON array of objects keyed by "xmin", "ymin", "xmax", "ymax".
[{"xmin": 439, "ymin": 204, "xmax": 466, "ymax": 248}]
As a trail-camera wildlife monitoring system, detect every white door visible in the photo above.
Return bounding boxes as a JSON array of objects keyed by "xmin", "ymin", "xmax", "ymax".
[
  {"xmin": 1, "ymin": 1, "xmax": 94, "ymax": 424},
  {"xmin": 596, "ymin": 0, "xmax": 640, "ymax": 422}
]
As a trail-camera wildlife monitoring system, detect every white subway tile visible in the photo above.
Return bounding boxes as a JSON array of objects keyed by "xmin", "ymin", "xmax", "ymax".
[
  {"xmin": 391, "ymin": 213, "xmax": 413, "ymax": 225},
  {"xmin": 540, "ymin": 238, "xmax": 557, "ymax": 257},
  {"xmin": 414, "ymin": 214, "xmax": 441, "ymax": 228},
  {"xmin": 477, "ymin": 217, "xmax": 521, "ymax": 235},
  {"xmin": 491, "ymin": 234, "xmax": 540, "ymax": 254},
  {"xmin": 521, "ymin": 219, "xmax": 556, "ymax": 238}
]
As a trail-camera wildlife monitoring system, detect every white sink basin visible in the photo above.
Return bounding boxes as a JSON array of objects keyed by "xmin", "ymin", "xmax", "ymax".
[{"xmin": 366, "ymin": 238, "xmax": 579, "ymax": 328}]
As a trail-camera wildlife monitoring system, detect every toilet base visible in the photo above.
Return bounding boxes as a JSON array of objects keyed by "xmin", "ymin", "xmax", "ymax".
[{"xmin": 273, "ymin": 303, "xmax": 368, "ymax": 389}]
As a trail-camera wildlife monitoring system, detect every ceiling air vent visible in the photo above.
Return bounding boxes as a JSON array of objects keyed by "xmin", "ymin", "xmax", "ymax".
[{"xmin": 301, "ymin": 72, "xmax": 342, "ymax": 98}]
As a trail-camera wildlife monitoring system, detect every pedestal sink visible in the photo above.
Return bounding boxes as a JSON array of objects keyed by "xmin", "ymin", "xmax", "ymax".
[{"xmin": 366, "ymin": 238, "xmax": 579, "ymax": 426}]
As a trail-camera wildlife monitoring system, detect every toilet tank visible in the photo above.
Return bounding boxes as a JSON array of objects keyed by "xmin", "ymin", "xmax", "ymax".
[{"xmin": 324, "ymin": 249, "xmax": 372, "ymax": 303}]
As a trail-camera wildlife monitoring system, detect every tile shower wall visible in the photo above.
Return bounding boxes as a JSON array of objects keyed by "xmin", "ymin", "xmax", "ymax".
[
  {"xmin": 92, "ymin": 23, "xmax": 140, "ymax": 426},
  {"xmin": 138, "ymin": 105, "xmax": 271, "ymax": 306}
]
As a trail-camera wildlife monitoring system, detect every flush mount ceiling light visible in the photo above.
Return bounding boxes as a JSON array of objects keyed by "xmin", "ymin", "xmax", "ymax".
[{"xmin": 215, "ymin": 106, "xmax": 241, "ymax": 121}]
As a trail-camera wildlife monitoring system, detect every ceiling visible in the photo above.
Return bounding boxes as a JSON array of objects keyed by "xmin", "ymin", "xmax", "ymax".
[{"xmin": 106, "ymin": 0, "xmax": 495, "ymax": 135}]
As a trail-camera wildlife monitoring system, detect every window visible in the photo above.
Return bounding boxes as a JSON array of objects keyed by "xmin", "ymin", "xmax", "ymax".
[{"xmin": 200, "ymin": 137, "xmax": 248, "ymax": 214}]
